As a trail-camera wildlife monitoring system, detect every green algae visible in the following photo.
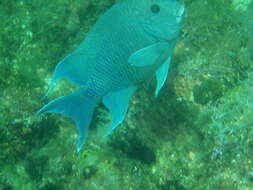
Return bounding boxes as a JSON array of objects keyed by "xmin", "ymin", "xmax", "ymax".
[
  {"xmin": 193, "ymin": 77, "xmax": 223, "ymax": 105},
  {"xmin": 1, "ymin": 0, "xmax": 253, "ymax": 189}
]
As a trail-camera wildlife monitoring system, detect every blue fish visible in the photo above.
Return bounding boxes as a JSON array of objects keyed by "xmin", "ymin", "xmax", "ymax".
[{"xmin": 38, "ymin": 0, "xmax": 185, "ymax": 152}]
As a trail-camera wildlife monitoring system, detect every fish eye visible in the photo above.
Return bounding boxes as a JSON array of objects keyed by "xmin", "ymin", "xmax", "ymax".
[{"xmin": 151, "ymin": 4, "xmax": 160, "ymax": 14}]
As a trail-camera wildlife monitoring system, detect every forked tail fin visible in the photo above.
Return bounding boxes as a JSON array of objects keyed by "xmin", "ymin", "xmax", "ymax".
[{"xmin": 37, "ymin": 89, "xmax": 97, "ymax": 152}]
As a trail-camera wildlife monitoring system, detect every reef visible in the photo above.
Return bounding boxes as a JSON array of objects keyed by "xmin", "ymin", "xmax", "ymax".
[{"xmin": 1, "ymin": 0, "xmax": 253, "ymax": 189}]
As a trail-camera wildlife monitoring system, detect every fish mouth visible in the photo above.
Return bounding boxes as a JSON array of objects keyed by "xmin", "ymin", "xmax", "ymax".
[
  {"xmin": 163, "ymin": 4, "xmax": 185, "ymax": 42},
  {"xmin": 176, "ymin": 5, "xmax": 185, "ymax": 23}
]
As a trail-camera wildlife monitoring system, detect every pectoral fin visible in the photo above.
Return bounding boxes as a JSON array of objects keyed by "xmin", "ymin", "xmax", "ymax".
[
  {"xmin": 155, "ymin": 57, "xmax": 171, "ymax": 96},
  {"xmin": 128, "ymin": 42, "xmax": 170, "ymax": 67},
  {"xmin": 102, "ymin": 86, "xmax": 137, "ymax": 137}
]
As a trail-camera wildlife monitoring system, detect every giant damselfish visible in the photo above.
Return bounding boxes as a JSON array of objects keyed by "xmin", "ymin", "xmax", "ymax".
[{"xmin": 38, "ymin": 0, "xmax": 185, "ymax": 152}]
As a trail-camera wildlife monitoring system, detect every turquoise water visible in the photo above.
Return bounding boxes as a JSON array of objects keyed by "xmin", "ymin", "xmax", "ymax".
[{"xmin": 1, "ymin": 0, "xmax": 253, "ymax": 189}]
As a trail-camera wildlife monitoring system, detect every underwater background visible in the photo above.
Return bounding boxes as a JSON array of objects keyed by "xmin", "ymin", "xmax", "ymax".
[{"xmin": 1, "ymin": 0, "xmax": 253, "ymax": 189}]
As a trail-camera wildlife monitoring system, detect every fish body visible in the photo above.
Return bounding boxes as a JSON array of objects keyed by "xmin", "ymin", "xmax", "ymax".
[{"xmin": 38, "ymin": 0, "xmax": 185, "ymax": 152}]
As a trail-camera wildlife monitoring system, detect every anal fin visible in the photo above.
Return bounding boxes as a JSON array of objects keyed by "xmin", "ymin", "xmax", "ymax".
[{"xmin": 102, "ymin": 86, "xmax": 137, "ymax": 137}]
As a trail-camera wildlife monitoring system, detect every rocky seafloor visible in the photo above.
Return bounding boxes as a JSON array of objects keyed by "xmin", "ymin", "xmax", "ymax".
[{"xmin": 1, "ymin": 0, "xmax": 253, "ymax": 189}]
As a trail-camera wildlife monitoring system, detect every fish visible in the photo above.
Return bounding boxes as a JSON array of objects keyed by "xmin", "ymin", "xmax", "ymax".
[{"xmin": 38, "ymin": 0, "xmax": 185, "ymax": 152}]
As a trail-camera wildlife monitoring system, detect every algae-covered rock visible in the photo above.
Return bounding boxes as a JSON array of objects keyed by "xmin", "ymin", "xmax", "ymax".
[
  {"xmin": 1, "ymin": 0, "xmax": 253, "ymax": 189},
  {"xmin": 193, "ymin": 77, "xmax": 223, "ymax": 105}
]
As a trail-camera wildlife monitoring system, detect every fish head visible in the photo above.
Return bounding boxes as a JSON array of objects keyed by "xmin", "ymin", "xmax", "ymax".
[{"xmin": 134, "ymin": 0, "xmax": 185, "ymax": 41}]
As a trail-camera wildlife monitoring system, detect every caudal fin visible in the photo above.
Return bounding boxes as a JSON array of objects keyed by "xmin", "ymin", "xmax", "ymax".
[{"xmin": 37, "ymin": 89, "xmax": 97, "ymax": 152}]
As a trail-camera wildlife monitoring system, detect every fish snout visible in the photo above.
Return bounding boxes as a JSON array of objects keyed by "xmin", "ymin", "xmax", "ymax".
[{"xmin": 176, "ymin": 5, "xmax": 185, "ymax": 23}]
